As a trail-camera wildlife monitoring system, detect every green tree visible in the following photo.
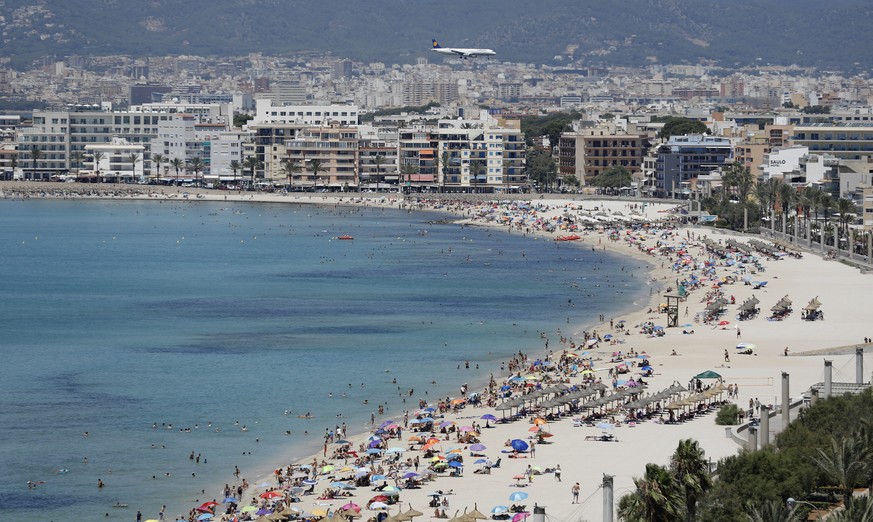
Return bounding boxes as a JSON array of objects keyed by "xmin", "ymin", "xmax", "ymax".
[
  {"xmin": 372, "ymin": 154, "xmax": 385, "ymax": 188},
  {"xmin": 242, "ymin": 156, "xmax": 263, "ymax": 189},
  {"xmin": 744, "ymin": 499, "xmax": 805, "ymax": 522},
  {"xmin": 128, "ymin": 153, "xmax": 141, "ymax": 183},
  {"xmin": 233, "ymin": 113, "xmax": 253, "ymax": 128},
  {"xmin": 90, "ymin": 150, "xmax": 104, "ymax": 183},
  {"xmin": 618, "ymin": 463, "xmax": 684, "ymax": 522},
  {"xmin": 281, "ymin": 157, "xmax": 301, "ymax": 188},
  {"xmin": 437, "ymin": 151, "xmax": 450, "ymax": 192},
  {"xmin": 188, "ymin": 156, "xmax": 204, "ymax": 186},
  {"xmin": 309, "ymin": 158, "xmax": 323, "ymax": 190},
  {"xmin": 800, "ymin": 105, "xmax": 831, "ymax": 114},
  {"xmin": 469, "ymin": 159, "xmax": 483, "ymax": 193},
  {"xmin": 591, "ymin": 165, "xmax": 632, "ymax": 191},
  {"xmin": 811, "ymin": 435, "xmax": 870, "ymax": 508},
  {"xmin": 825, "ymin": 493, "xmax": 873, "ymax": 521},
  {"xmin": 150, "ymin": 153, "xmax": 164, "ymax": 181},
  {"xmin": 658, "ymin": 117, "xmax": 710, "ymax": 140},
  {"xmin": 834, "ymin": 197, "xmax": 857, "ymax": 245},
  {"xmin": 400, "ymin": 162, "xmax": 416, "ymax": 193},
  {"xmin": 229, "ymin": 159, "xmax": 241, "ymax": 185},
  {"xmin": 170, "ymin": 157, "xmax": 184, "ymax": 184},
  {"xmin": 671, "ymin": 439, "xmax": 712, "ymax": 522},
  {"xmin": 29, "ymin": 146, "xmax": 43, "ymax": 180},
  {"xmin": 69, "ymin": 150, "xmax": 83, "ymax": 179},
  {"xmin": 777, "ymin": 182, "xmax": 796, "ymax": 235},
  {"xmin": 525, "ymin": 149, "xmax": 557, "ymax": 192}
]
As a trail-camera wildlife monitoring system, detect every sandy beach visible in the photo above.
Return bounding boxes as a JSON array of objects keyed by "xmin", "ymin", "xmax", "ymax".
[{"xmin": 3, "ymin": 182, "xmax": 871, "ymax": 522}]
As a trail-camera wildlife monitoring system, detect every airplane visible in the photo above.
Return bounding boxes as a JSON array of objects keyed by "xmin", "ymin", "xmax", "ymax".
[{"xmin": 431, "ymin": 39, "xmax": 496, "ymax": 59}]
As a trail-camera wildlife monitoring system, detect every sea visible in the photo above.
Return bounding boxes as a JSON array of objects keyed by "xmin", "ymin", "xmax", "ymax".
[{"xmin": 0, "ymin": 198, "xmax": 651, "ymax": 521}]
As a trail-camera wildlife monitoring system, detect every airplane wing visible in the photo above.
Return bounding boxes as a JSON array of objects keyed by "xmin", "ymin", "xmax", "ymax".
[{"xmin": 451, "ymin": 49, "xmax": 470, "ymax": 57}]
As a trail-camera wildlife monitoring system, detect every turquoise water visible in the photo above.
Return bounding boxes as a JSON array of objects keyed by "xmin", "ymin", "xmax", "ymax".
[{"xmin": 0, "ymin": 199, "xmax": 648, "ymax": 521}]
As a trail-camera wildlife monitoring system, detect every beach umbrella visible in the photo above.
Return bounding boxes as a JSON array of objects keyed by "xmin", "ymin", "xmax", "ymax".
[
  {"xmin": 402, "ymin": 506, "xmax": 424, "ymax": 520},
  {"xmin": 240, "ymin": 506, "xmax": 258, "ymax": 513},
  {"xmin": 335, "ymin": 439, "xmax": 351, "ymax": 445},
  {"xmin": 382, "ymin": 486, "xmax": 401, "ymax": 493},
  {"xmin": 473, "ymin": 458, "xmax": 490, "ymax": 465},
  {"xmin": 402, "ymin": 472, "xmax": 420, "ymax": 479},
  {"xmin": 260, "ymin": 491, "xmax": 284, "ymax": 499},
  {"xmin": 385, "ymin": 447, "xmax": 405, "ymax": 454},
  {"xmin": 196, "ymin": 515, "xmax": 213, "ymax": 521},
  {"xmin": 466, "ymin": 506, "xmax": 488, "ymax": 520},
  {"xmin": 508, "ymin": 491, "xmax": 528, "ymax": 501},
  {"xmin": 480, "ymin": 414, "xmax": 497, "ymax": 421},
  {"xmin": 256, "ymin": 509, "xmax": 274, "ymax": 516},
  {"xmin": 448, "ymin": 461, "xmax": 463, "ymax": 468},
  {"xmin": 370, "ymin": 502, "xmax": 389, "ymax": 510},
  {"xmin": 470, "ymin": 443, "xmax": 487, "ymax": 452},
  {"xmin": 694, "ymin": 370, "xmax": 722, "ymax": 380},
  {"xmin": 510, "ymin": 439, "xmax": 529, "ymax": 452},
  {"xmin": 312, "ymin": 508, "xmax": 328, "ymax": 517},
  {"xmin": 512, "ymin": 513, "xmax": 530, "ymax": 522},
  {"xmin": 342, "ymin": 503, "xmax": 361, "ymax": 513},
  {"xmin": 321, "ymin": 465, "xmax": 335, "ymax": 474},
  {"xmin": 492, "ymin": 506, "xmax": 509, "ymax": 514},
  {"xmin": 222, "ymin": 497, "xmax": 237, "ymax": 503}
]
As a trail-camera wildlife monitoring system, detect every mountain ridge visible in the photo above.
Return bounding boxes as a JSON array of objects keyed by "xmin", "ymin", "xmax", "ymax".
[{"xmin": 0, "ymin": 0, "xmax": 870, "ymax": 71}]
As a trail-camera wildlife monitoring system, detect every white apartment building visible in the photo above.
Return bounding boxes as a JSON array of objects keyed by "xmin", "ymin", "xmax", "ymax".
[
  {"xmin": 253, "ymin": 99, "xmax": 359, "ymax": 126},
  {"xmin": 82, "ymin": 137, "xmax": 145, "ymax": 182}
]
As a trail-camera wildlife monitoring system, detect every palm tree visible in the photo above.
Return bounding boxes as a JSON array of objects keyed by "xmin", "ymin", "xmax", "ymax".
[
  {"xmin": 811, "ymin": 435, "xmax": 870, "ymax": 508},
  {"xmin": 470, "ymin": 159, "xmax": 483, "ymax": 193},
  {"xmin": 281, "ymin": 157, "xmax": 301, "ymax": 189},
  {"xmin": 618, "ymin": 463, "xmax": 684, "ymax": 522},
  {"xmin": 373, "ymin": 154, "xmax": 385, "ymax": 189},
  {"xmin": 309, "ymin": 158, "xmax": 323, "ymax": 190},
  {"xmin": 438, "ymin": 151, "xmax": 450, "ymax": 193},
  {"xmin": 170, "ymin": 158, "xmax": 184, "ymax": 184},
  {"xmin": 400, "ymin": 162, "xmax": 416, "ymax": 194},
  {"xmin": 756, "ymin": 178, "xmax": 780, "ymax": 231},
  {"xmin": 744, "ymin": 500, "xmax": 806, "ymax": 522},
  {"xmin": 819, "ymin": 193, "xmax": 835, "ymax": 247},
  {"xmin": 150, "ymin": 153, "xmax": 164, "ymax": 181},
  {"xmin": 188, "ymin": 157, "xmax": 204, "ymax": 187},
  {"xmin": 128, "ymin": 153, "xmax": 141, "ymax": 183},
  {"xmin": 8, "ymin": 154, "xmax": 17, "ymax": 181},
  {"xmin": 69, "ymin": 150, "xmax": 82, "ymax": 180},
  {"xmin": 777, "ymin": 182, "xmax": 796, "ymax": 236},
  {"xmin": 91, "ymin": 151, "xmax": 105, "ymax": 183},
  {"xmin": 30, "ymin": 146, "xmax": 43, "ymax": 181},
  {"xmin": 670, "ymin": 439, "xmax": 712, "ymax": 522},
  {"xmin": 229, "ymin": 159, "xmax": 241, "ymax": 187},
  {"xmin": 834, "ymin": 197, "xmax": 857, "ymax": 248},
  {"xmin": 242, "ymin": 156, "xmax": 263, "ymax": 189},
  {"xmin": 826, "ymin": 494, "xmax": 873, "ymax": 521}
]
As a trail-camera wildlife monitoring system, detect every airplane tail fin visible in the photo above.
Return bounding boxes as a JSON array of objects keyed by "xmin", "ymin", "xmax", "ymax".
[{"xmin": 432, "ymin": 39, "xmax": 441, "ymax": 49}]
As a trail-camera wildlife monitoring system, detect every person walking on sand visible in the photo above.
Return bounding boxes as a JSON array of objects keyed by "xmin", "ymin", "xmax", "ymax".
[
  {"xmin": 724, "ymin": 349, "xmax": 730, "ymax": 363},
  {"xmin": 572, "ymin": 482, "xmax": 580, "ymax": 503},
  {"xmin": 555, "ymin": 464, "xmax": 562, "ymax": 482}
]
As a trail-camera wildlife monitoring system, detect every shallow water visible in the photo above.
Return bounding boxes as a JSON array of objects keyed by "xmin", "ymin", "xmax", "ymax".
[{"xmin": 0, "ymin": 199, "xmax": 648, "ymax": 521}]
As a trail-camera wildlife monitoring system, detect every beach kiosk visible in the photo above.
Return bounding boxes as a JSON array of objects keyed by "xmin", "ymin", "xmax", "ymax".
[{"xmin": 664, "ymin": 294, "xmax": 681, "ymax": 328}]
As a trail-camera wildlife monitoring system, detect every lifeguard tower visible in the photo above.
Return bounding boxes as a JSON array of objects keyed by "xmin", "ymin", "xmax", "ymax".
[{"xmin": 664, "ymin": 294, "xmax": 681, "ymax": 328}]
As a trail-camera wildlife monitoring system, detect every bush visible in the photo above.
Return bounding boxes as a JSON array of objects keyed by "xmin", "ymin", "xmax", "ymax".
[{"xmin": 716, "ymin": 403, "xmax": 741, "ymax": 425}]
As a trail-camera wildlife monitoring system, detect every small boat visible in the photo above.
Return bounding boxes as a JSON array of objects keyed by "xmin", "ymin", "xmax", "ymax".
[
  {"xmin": 112, "ymin": 502, "xmax": 129, "ymax": 508},
  {"xmin": 337, "ymin": 235, "xmax": 354, "ymax": 240},
  {"xmin": 555, "ymin": 234, "xmax": 581, "ymax": 242}
]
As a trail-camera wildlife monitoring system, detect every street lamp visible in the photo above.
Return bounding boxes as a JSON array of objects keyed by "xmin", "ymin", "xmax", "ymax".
[{"xmin": 787, "ymin": 497, "xmax": 821, "ymax": 520}]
